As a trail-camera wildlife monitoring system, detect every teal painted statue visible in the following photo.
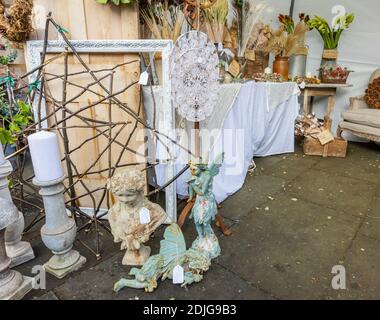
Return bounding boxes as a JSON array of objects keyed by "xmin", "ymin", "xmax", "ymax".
[
  {"xmin": 187, "ymin": 153, "xmax": 224, "ymax": 259},
  {"xmin": 113, "ymin": 154, "xmax": 224, "ymax": 293},
  {"xmin": 114, "ymin": 224, "xmax": 211, "ymax": 293}
]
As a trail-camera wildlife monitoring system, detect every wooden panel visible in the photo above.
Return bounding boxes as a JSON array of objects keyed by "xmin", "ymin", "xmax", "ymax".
[{"xmin": 31, "ymin": 0, "xmax": 142, "ymax": 210}]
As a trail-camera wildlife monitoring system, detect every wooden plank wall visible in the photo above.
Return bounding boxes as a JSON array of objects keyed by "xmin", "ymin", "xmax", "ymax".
[{"xmin": 29, "ymin": 0, "xmax": 143, "ymax": 210}]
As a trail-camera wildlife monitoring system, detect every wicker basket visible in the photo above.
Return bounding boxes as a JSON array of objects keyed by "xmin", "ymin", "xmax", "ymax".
[
  {"xmin": 244, "ymin": 51, "xmax": 269, "ymax": 78},
  {"xmin": 320, "ymin": 66, "xmax": 351, "ymax": 84}
]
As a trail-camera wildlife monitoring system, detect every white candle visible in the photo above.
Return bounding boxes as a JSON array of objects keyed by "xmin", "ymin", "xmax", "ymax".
[
  {"xmin": 28, "ymin": 131, "xmax": 64, "ymax": 182},
  {"xmin": 264, "ymin": 67, "xmax": 272, "ymax": 74},
  {"xmin": 0, "ymin": 143, "xmax": 5, "ymax": 165}
]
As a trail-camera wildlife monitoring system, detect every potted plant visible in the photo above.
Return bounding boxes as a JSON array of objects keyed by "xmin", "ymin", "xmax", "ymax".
[
  {"xmin": 0, "ymin": 54, "xmax": 34, "ymax": 160},
  {"xmin": 307, "ymin": 12, "xmax": 354, "ymax": 67},
  {"xmin": 264, "ymin": 24, "xmax": 309, "ymax": 81},
  {"xmin": 278, "ymin": 13, "xmax": 311, "ymax": 78}
]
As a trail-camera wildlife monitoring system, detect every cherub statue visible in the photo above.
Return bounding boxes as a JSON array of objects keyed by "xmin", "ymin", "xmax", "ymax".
[
  {"xmin": 114, "ymin": 223, "xmax": 211, "ymax": 293},
  {"xmin": 107, "ymin": 168, "xmax": 166, "ymax": 266},
  {"xmin": 187, "ymin": 153, "xmax": 224, "ymax": 259}
]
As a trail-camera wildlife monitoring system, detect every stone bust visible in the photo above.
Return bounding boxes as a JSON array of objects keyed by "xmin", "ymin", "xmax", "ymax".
[{"xmin": 107, "ymin": 168, "xmax": 167, "ymax": 266}]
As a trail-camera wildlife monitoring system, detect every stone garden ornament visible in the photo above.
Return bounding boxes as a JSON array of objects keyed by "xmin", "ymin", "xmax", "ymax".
[
  {"xmin": 107, "ymin": 168, "xmax": 167, "ymax": 266},
  {"xmin": 0, "ymin": 144, "xmax": 34, "ymax": 268},
  {"xmin": 187, "ymin": 153, "xmax": 224, "ymax": 259},
  {"xmin": 114, "ymin": 223, "xmax": 211, "ymax": 293},
  {"xmin": 114, "ymin": 154, "xmax": 224, "ymax": 293},
  {"xmin": 0, "ymin": 198, "xmax": 33, "ymax": 300},
  {"xmin": 170, "ymin": 30, "xmax": 219, "ymax": 122}
]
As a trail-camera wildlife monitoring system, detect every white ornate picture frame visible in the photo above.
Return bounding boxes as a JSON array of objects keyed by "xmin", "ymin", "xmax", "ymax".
[{"xmin": 25, "ymin": 39, "xmax": 177, "ymax": 222}]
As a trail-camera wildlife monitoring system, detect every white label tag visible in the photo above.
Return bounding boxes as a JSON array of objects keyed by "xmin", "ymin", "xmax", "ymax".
[
  {"xmin": 172, "ymin": 265, "xmax": 184, "ymax": 284},
  {"xmin": 218, "ymin": 42, "xmax": 223, "ymax": 51},
  {"xmin": 139, "ymin": 207, "xmax": 151, "ymax": 224},
  {"xmin": 138, "ymin": 71, "xmax": 149, "ymax": 85}
]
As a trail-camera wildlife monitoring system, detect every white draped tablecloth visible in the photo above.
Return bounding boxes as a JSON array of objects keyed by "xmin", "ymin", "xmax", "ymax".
[{"xmin": 144, "ymin": 81, "xmax": 300, "ymax": 203}]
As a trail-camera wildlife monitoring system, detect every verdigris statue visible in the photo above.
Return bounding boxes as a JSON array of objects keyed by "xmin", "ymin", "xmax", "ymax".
[
  {"xmin": 107, "ymin": 168, "xmax": 166, "ymax": 266},
  {"xmin": 114, "ymin": 223, "xmax": 211, "ymax": 293},
  {"xmin": 113, "ymin": 154, "xmax": 225, "ymax": 293},
  {"xmin": 187, "ymin": 153, "xmax": 224, "ymax": 259}
]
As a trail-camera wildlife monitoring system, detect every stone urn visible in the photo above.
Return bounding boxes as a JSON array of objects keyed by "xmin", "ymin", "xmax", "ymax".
[{"xmin": 0, "ymin": 198, "xmax": 33, "ymax": 300}]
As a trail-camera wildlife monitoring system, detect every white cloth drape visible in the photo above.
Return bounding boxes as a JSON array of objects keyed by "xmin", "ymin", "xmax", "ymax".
[{"xmin": 148, "ymin": 81, "xmax": 300, "ymax": 203}]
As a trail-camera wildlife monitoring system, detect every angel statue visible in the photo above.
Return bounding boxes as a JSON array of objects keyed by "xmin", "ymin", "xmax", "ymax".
[
  {"xmin": 187, "ymin": 153, "xmax": 224, "ymax": 259},
  {"xmin": 114, "ymin": 224, "xmax": 211, "ymax": 293}
]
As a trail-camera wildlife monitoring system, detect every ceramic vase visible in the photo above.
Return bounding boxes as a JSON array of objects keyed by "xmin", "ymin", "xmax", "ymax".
[{"xmin": 273, "ymin": 56, "xmax": 289, "ymax": 81}]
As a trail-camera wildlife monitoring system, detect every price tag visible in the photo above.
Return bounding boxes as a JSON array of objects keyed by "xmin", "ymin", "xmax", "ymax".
[
  {"xmin": 139, "ymin": 207, "xmax": 151, "ymax": 224},
  {"xmin": 228, "ymin": 60, "xmax": 240, "ymax": 78},
  {"xmin": 317, "ymin": 129, "xmax": 334, "ymax": 145},
  {"xmin": 245, "ymin": 49, "xmax": 256, "ymax": 61},
  {"xmin": 138, "ymin": 71, "xmax": 149, "ymax": 85},
  {"xmin": 172, "ymin": 265, "xmax": 184, "ymax": 284}
]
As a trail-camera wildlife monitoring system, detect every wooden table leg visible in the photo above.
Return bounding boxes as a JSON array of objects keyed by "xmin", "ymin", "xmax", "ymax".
[
  {"xmin": 178, "ymin": 199, "xmax": 232, "ymax": 236},
  {"xmin": 215, "ymin": 214, "xmax": 232, "ymax": 236},
  {"xmin": 177, "ymin": 200, "xmax": 194, "ymax": 228},
  {"xmin": 327, "ymin": 94, "xmax": 336, "ymax": 118},
  {"xmin": 303, "ymin": 90, "xmax": 310, "ymax": 115}
]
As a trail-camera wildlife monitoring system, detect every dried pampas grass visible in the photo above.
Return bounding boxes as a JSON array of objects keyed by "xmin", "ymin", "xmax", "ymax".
[
  {"xmin": 264, "ymin": 22, "xmax": 309, "ymax": 57},
  {"xmin": 238, "ymin": 0, "xmax": 267, "ymax": 57},
  {"xmin": 141, "ymin": 0, "xmax": 185, "ymax": 41},
  {"xmin": 203, "ymin": 0, "xmax": 229, "ymax": 43}
]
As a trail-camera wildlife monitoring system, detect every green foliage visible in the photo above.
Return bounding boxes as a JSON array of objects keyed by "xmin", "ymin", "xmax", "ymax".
[
  {"xmin": 307, "ymin": 13, "xmax": 355, "ymax": 49},
  {"xmin": 0, "ymin": 50, "xmax": 18, "ymax": 66},
  {"xmin": 0, "ymin": 98, "xmax": 33, "ymax": 145},
  {"xmin": 96, "ymin": 0, "xmax": 134, "ymax": 5}
]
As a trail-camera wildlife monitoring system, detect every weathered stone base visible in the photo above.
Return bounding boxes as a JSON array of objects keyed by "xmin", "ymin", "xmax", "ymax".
[
  {"xmin": 122, "ymin": 245, "xmax": 151, "ymax": 266},
  {"xmin": 1, "ymin": 276, "xmax": 33, "ymax": 300},
  {"xmin": 8, "ymin": 242, "xmax": 35, "ymax": 268},
  {"xmin": 44, "ymin": 255, "xmax": 86, "ymax": 279}
]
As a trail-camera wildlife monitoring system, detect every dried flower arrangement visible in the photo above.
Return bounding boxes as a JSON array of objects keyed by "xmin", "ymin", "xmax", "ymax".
[
  {"xmin": 245, "ymin": 22, "xmax": 271, "ymax": 53},
  {"xmin": 0, "ymin": 0, "xmax": 33, "ymax": 43},
  {"xmin": 319, "ymin": 65, "xmax": 352, "ymax": 84},
  {"xmin": 295, "ymin": 114, "xmax": 325, "ymax": 139},
  {"xmin": 141, "ymin": 0, "xmax": 185, "ymax": 41},
  {"xmin": 238, "ymin": 0, "xmax": 267, "ymax": 57},
  {"xmin": 307, "ymin": 13, "xmax": 354, "ymax": 49},
  {"xmin": 264, "ymin": 22, "xmax": 309, "ymax": 58},
  {"xmin": 364, "ymin": 77, "xmax": 380, "ymax": 109},
  {"xmin": 203, "ymin": 0, "xmax": 236, "ymax": 44},
  {"xmin": 279, "ymin": 13, "xmax": 310, "ymax": 48}
]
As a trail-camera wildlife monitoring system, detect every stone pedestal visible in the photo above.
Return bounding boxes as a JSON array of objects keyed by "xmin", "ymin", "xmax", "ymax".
[
  {"xmin": 33, "ymin": 177, "xmax": 86, "ymax": 279},
  {"xmin": 122, "ymin": 245, "xmax": 151, "ymax": 266},
  {"xmin": 0, "ymin": 199, "xmax": 33, "ymax": 300},
  {"xmin": 0, "ymin": 158, "xmax": 34, "ymax": 267}
]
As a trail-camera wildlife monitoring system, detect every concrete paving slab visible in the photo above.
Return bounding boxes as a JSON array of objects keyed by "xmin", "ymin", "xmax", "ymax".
[{"xmin": 217, "ymin": 194, "xmax": 361, "ymax": 299}]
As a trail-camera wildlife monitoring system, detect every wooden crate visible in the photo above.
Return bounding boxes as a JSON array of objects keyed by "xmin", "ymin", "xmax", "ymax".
[{"xmin": 303, "ymin": 137, "xmax": 348, "ymax": 158}]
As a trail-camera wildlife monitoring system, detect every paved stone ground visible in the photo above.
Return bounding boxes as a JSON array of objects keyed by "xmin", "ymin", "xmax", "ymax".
[{"xmin": 15, "ymin": 141, "xmax": 380, "ymax": 300}]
